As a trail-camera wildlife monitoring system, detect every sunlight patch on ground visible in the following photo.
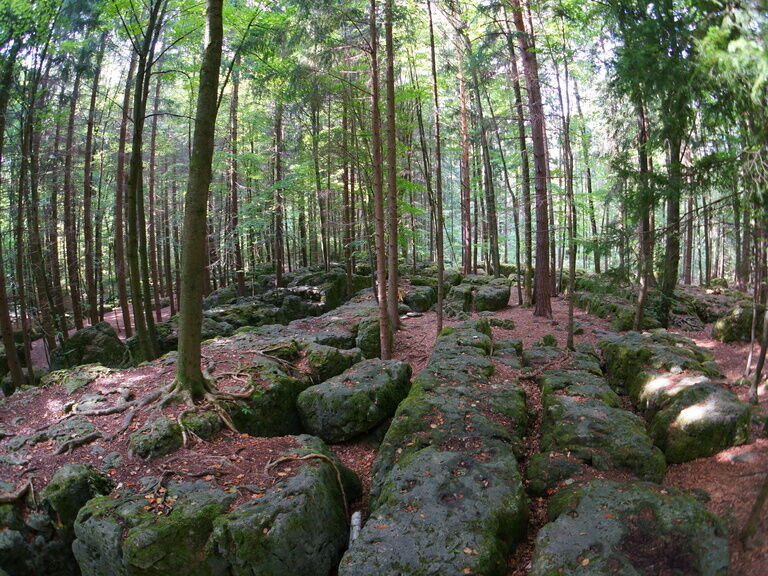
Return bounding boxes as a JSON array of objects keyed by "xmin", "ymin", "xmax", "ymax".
[{"xmin": 45, "ymin": 398, "xmax": 65, "ymax": 419}]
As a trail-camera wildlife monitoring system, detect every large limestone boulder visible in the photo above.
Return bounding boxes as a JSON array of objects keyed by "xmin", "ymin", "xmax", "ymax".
[
  {"xmin": 340, "ymin": 442, "xmax": 527, "ymax": 576},
  {"xmin": 210, "ymin": 436, "xmax": 360, "ymax": 576},
  {"xmin": 473, "ymin": 279, "xmax": 511, "ymax": 311},
  {"xmin": 646, "ymin": 380, "xmax": 750, "ymax": 463},
  {"xmin": 304, "ymin": 343, "xmax": 361, "ymax": 383},
  {"xmin": 50, "ymin": 322, "xmax": 127, "ymax": 370},
  {"xmin": 540, "ymin": 395, "xmax": 667, "ymax": 483},
  {"xmin": 402, "ymin": 285, "xmax": 436, "ymax": 312},
  {"xmin": 531, "ymin": 480, "xmax": 729, "ymax": 576},
  {"xmin": 297, "ymin": 359, "xmax": 411, "ymax": 442},
  {"xmin": 227, "ymin": 358, "xmax": 311, "ymax": 437},
  {"xmin": 712, "ymin": 302, "xmax": 762, "ymax": 343},
  {"xmin": 74, "ymin": 481, "xmax": 236, "ymax": 576},
  {"xmin": 129, "ymin": 416, "xmax": 183, "ymax": 460}
]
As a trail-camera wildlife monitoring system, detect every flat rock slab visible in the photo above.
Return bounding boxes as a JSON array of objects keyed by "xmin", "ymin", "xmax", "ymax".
[
  {"xmin": 541, "ymin": 394, "xmax": 666, "ymax": 483},
  {"xmin": 599, "ymin": 330, "xmax": 720, "ymax": 401},
  {"xmin": 297, "ymin": 359, "xmax": 412, "ymax": 443},
  {"xmin": 531, "ymin": 480, "xmax": 729, "ymax": 576},
  {"xmin": 340, "ymin": 319, "xmax": 528, "ymax": 576},
  {"xmin": 340, "ymin": 443, "xmax": 527, "ymax": 576}
]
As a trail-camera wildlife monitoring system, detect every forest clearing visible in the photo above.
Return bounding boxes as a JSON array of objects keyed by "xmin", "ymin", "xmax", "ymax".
[{"xmin": 1, "ymin": 0, "xmax": 767, "ymax": 574}]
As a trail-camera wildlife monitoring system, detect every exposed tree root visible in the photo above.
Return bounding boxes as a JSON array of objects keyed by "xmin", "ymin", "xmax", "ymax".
[
  {"xmin": 265, "ymin": 453, "xmax": 349, "ymax": 518},
  {"xmin": 741, "ymin": 472, "xmax": 768, "ymax": 546},
  {"xmin": 56, "ymin": 431, "xmax": 104, "ymax": 455}
]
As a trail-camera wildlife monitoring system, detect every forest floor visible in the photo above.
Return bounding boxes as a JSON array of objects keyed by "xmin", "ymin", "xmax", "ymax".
[{"xmin": 4, "ymin": 291, "xmax": 768, "ymax": 575}]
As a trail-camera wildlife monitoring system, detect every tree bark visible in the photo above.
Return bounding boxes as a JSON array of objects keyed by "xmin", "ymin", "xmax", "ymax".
[
  {"xmin": 370, "ymin": 0, "xmax": 391, "ymax": 359},
  {"xmin": 384, "ymin": 0, "xmax": 399, "ymax": 334},
  {"xmin": 510, "ymin": 0, "xmax": 551, "ymax": 317},
  {"xmin": 84, "ymin": 33, "xmax": 107, "ymax": 326},
  {"xmin": 458, "ymin": 55, "xmax": 472, "ymax": 275},
  {"xmin": 274, "ymin": 101, "xmax": 285, "ymax": 287},
  {"xmin": 229, "ymin": 63, "xmax": 246, "ymax": 297},
  {"xmin": 175, "ymin": 0, "xmax": 223, "ymax": 398},
  {"xmin": 115, "ymin": 55, "xmax": 136, "ymax": 337},
  {"xmin": 64, "ymin": 66, "xmax": 85, "ymax": 330}
]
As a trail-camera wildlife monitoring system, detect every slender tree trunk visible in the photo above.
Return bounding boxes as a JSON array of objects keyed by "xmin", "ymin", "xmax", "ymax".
[
  {"xmin": 703, "ymin": 193, "xmax": 712, "ymax": 285},
  {"xmin": 115, "ymin": 55, "xmax": 136, "ymax": 337},
  {"xmin": 660, "ymin": 135, "xmax": 683, "ymax": 325},
  {"xmin": 148, "ymin": 78, "xmax": 163, "ymax": 321},
  {"xmin": 49, "ymin": 88, "xmax": 68, "ymax": 340},
  {"xmin": 175, "ymin": 0, "xmax": 223, "ymax": 398},
  {"xmin": 0, "ymin": 42, "xmax": 26, "ymax": 394},
  {"xmin": 573, "ymin": 78, "xmax": 600, "ymax": 274},
  {"xmin": 428, "ymin": 0, "xmax": 444, "ymax": 331},
  {"xmin": 274, "ymin": 101, "xmax": 285, "ymax": 287},
  {"xmin": 64, "ymin": 67, "xmax": 85, "ymax": 330},
  {"xmin": 126, "ymin": 0, "xmax": 165, "ymax": 361},
  {"xmin": 683, "ymin": 192, "xmax": 693, "ymax": 284},
  {"xmin": 458, "ymin": 56, "xmax": 472, "ymax": 275},
  {"xmin": 342, "ymin": 95, "xmax": 353, "ymax": 298},
  {"xmin": 370, "ymin": 0, "xmax": 391, "ymax": 359},
  {"xmin": 229, "ymin": 64, "xmax": 246, "ymax": 296},
  {"xmin": 502, "ymin": 15, "xmax": 533, "ymax": 304},
  {"xmin": 384, "ymin": 0, "xmax": 399, "ymax": 333},
  {"xmin": 511, "ymin": 0, "xmax": 551, "ymax": 317},
  {"xmin": 634, "ymin": 103, "xmax": 652, "ymax": 330},
  {"xmin": 84, "ymin": 33, "xmax": 107, "ymax": 326}
]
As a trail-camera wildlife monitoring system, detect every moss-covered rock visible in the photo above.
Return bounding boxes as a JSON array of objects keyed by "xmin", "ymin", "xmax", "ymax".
[
  {"xmin": 539, "ymin": 370, "xmax": 622, "ymax": 407},
  {"xmin": 355, "ymin": 318, "xmax": 381, "ymax": 359},
  {"xmin": 210, "ymin": 436, "xmax": 359, "ymax": 576},
  {"xmin": 179, "ymin": 410, "xmax": 222, "ymax": 441},
  {"xmin": 599, "ymin": 330, "xmax": 718, "ymax": 401},
  {"xmin": 340, "ymin": 442, "xmax": 527, "ymax": 576},
  {"xmin": 304, "ymin": 343, "xmax": 361, "ymax": 383},
  {"xmin": 444, "ymin": 283, "xmax": 473, "ymax": 317},
  {"xmin": 474, "ymin": 280, "xmax": 511, "ymax": 312},
  {"xmin": 49, "ymin": 322, "xmax": 127, "ymax": 370},
  {"xmin": 531, "ymin": 480, "xmax": 729, "ymax": 576},
  {"xmin": 74, "ymin": 481, "xmax": 236, "ymax": 576},
  {"xmin": 540, "ymin": 395, "xmax": 667, "ymax": 483},
  {"xmin": 712, "ymin": 302, "xmax": 762, "ymax": 343},
  {"xmin": 297, "ymin": 359, "xmax": 412, "ymax": 442},
  {"xmin": 129, "ymin": 416, "xmax": 183, "ymax": 460},
  {"xmin": 403, "ymin": 285, "xmax": 436, "ymax": 312},
  {"xmin": 227, "ymin": 359, "xmax": 310, "ymax": 437},
  {"xmin": 40, "ymin": 364, "xmax": 112, "ymax": 394},
  {"xmin": 526, "ymin": 453, "xmax": 586, "ymax": 497},
  {"xmin": 41, "ymin": 464, "xmax": 113, "ymax": 541},
  {"xmin": 646, "ymin": 380, "xmax": 750, "ymax": 463},
  {"xmin": 709, "ymin": 277, "xmax": 729, "ymax": 289}
]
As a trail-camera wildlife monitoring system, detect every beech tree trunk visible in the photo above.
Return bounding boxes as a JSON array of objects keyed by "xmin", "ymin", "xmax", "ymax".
[
  {"xmin": 384, "ymin": 0, "xmax": 399, "ymax": 334},
  {"xmin": 175, "ymin": 0, "xmax": 224, "ymax": 397},
  {"xmin": 458, "ymin": 56, "xmax": 472, "ymax": 275},
  {"xmin": 370, "ymin": 0, "xmax": 391, "ymax": 359}
]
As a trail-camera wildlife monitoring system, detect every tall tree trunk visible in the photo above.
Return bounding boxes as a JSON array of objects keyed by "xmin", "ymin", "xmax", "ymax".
[
  {"xmin": 274, "ymin": 101, "xmax": 285, "ymax": 287},
  {"xmin": 125, "ymin": 0, "xmax": 165, "ymax": 361},
  {"xmin": 510, "ymin": 0, "xmax": 551, "ymax": 317},
  {"xmin": 174, "ymin": 0, "xmax": 223, "ymax": 398},
  {"xmin": 573, "ymin": 78, "xmax": 600, "ymax": 274},
  {"xmin": 83, "ymin": 33, "xmax": 107, "ymax": 326},
  {"xmin": 342, "ymin": 95, "xmax": 353, "ymax": 298},
  {"xmin": 634, "ymin": 103, "xmax": 652, "ymax": 330},
  {"xmin": 428, "ymin": 0, "xmax": 445, "ymax": 332},
  {"xmin": 502, "ymin": 13, "xmax": 533, "ymax": 304},
  {"xmin": 49, "ymin": 88, "xmax": 68, "ymax": 340},
  {"xmin": 115, "ymin": 55, "xmax": 136, "ymax": 337},
  {"xmin": 384, "ymin": 0, "xmax": 399, "ymax": 333},
  {"xmin": 148, "ymin": 78, "xmax": 163, "ymax": 321},
  {"xmin": 458, "ymin": 55, "xmax": 472, "ymax": 275},
  {"xmin": 370, "ymin": 0, "xmax": 391, "ymax": 359},
  {"xmin": 64, "ymin": 66, "xmax": 85, "ymax": 330},
  {"xmin": 683, "ymin": 192, "xmax": 693, "ymax": 284},
  {"xmin": 229, "ymin": 64, "xmax": 246, "ymax": 297},
  {"xmin": 660, "ymin": 135, "xmax": 682, "ymax": 325},
  {"xmin": 0, "ymin": 41, "xmax": 26, "ymax": 395}
]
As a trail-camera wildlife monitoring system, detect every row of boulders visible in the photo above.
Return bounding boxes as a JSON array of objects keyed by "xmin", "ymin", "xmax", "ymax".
[
  {"xmin": 44, "ymin": 267, "xmax": 371, "ymax": 373},
  {"xmin": 401, "ymin": 268, "xmax": 511, "ymax": 317},
  {"xmin": 600, "ymin": 330, "xmax": 750, "ymax": 463},
  {"xmin": 569, "ymin": 271, "xmax": 752, "ymax": 335},
  {"xmin": 339, "ymin": 319, "xmax": 528, "ymax": 575},
  {"xmin": 522, "ymin": 338, "xmax": 732, "ymax": 575}
]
